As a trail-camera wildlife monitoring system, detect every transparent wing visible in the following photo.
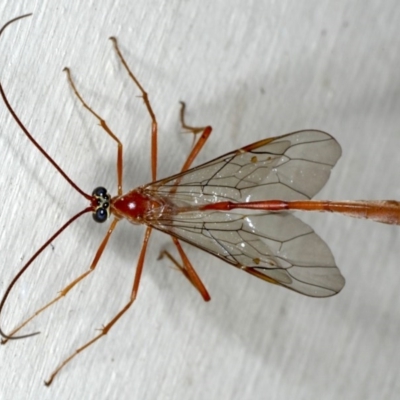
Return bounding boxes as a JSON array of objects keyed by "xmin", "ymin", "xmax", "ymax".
[
  {"xmin": 151, "ymin": 209, "xmax": 344, "ymax": 297},
  {"xmin": 145, "ymin": 130, "xmax": 344, "ymax": 297},
  {"xmin": 146, "ymin": 130, "xmax": 342, "ymax": 203}
]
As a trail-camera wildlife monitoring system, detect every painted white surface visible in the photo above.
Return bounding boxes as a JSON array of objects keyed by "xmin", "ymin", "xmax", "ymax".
[{"xmin": 0, "ymin": 1, "xmax": 399, "ymax": 399}]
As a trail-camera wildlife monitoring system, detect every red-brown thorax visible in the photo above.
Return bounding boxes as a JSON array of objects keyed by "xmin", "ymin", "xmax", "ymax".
[{"xmin": 111, "ymin": 188, "xmax": 166, "ymax": 224}]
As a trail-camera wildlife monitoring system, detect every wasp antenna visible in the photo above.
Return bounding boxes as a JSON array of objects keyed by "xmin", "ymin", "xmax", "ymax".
[
  {"xmin": 0, "ymin": 14, "xmax": 92, "ymax": 200},
  {"xmin": 0, "ymin": 14, "xmax": 32, "ymax": 36}
]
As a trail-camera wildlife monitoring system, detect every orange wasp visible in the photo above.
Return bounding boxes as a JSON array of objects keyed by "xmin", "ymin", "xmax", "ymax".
[{"xmin": 1, "ymin": 14, "xmax": 399, "ymax": 385}]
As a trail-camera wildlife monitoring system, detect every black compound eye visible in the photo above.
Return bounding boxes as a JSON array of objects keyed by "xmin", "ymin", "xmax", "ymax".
[
  {"xmin": 93, "ymin": 207, "xmax": 108, "ymax": 223},
  {"xmin": 93, "ymin": 187, "xmax": 108, "ymax": 198}
]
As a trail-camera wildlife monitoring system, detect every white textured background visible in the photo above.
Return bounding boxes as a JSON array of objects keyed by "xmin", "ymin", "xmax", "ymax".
[{"xmin": 1, "ymin": 1, "xmax": 400, "ymax": 399}]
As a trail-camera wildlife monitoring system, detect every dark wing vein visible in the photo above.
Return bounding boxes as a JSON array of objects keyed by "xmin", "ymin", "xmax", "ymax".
[
  {"xmin": 151, "ymin": 210, "xmax": 344, "ymax": 297},
  {"xmin": 146, "ymin": 130, "xmax": 342, "ymax": 204},
  {"xmin": 145, "ymin": 130, "xmax": 343, "ymax": 297}
]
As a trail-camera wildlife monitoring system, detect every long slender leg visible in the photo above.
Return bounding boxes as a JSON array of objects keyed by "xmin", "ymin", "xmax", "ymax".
[
  {"xmin": 179, "ymin": 101, "xmax": 208, "ymax": 133},
  {"xmin": 172, "ymin": 238, "xmax": 210, "ymax": 301},
  {"xmin": 109, "ymin": 44, "xmax": 210, "ymax": 301},
  {"xmin": 178, "ymin": 101, "xmax": 212, "ymax": 173},
  {"xmin": 159, "ymin": 238, "xmax": 210, "ymax": 302},
  {"xmin": 109, "ymin": 37, "xmax": 159, "ymax": 183},
  {"xmin": 168, "ymin": 103, "xmax": 212, "ymax": 194},
  {"xmin": 63, "ymin": 67, "xmax": 124, "ymax": 195},
  {"xmin": 44, "ymin": 226, "xmax": 152, "ymax": 386},
  {"xmin": 1, "ymin": 219, "xmax": 120, "ymax": 345},
  {"xmin": 160, "ymin": 103, "xmax": 211, "ymax": 300}
]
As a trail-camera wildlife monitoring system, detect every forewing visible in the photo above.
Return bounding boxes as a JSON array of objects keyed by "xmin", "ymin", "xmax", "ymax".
[
  {"xmin": 147, "ymin": 130, "xmax": 341, "ymax": 203},
  {"xmin": 152, "ymin": 210, "xmax": 345, "ymax": 298}
]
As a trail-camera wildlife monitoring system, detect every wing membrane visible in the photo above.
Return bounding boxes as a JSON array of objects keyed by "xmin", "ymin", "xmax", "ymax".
[
  {"xmin": 152, "ymin": 210, "xmax": 344, "ymax": 297},
  {"xmin": 147, "ymin": 130, "xmax": 342, "ymax": 203},
  {"xmin": 145, "ymin": 130, "xmax": 344, "ymax": 297}
]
